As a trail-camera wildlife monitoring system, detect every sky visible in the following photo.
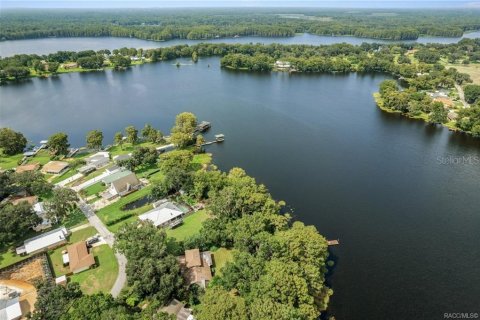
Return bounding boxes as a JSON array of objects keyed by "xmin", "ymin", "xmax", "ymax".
[{"xmin": 1, "ymin": 0, "xmax": 479, "ymax": 8}]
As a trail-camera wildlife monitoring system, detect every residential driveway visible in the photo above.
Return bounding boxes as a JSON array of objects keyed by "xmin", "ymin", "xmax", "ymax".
[
  {"xmin": 78, "ymin": 201, "xmax": 127, "ymax": 297},
  {"xmin": 55, "ymin": 173, "xmax": 83, "ymax": 187}
]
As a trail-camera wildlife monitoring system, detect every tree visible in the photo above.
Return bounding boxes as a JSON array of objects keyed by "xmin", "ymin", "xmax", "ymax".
[
  {"xmin": 0, "ymin": 128, "xmax": 27, "ymax": 155},
  {"xmin": 31, "ymin": 281, "xmax": 82, "ymax": 320},
  {"xmin": 0, "ymin": 202, "xmax": 42, "ymax": 244},
  {"xmin": 463, "ymin": 84, "xmax": 480, "ymax": 104},
  {"xmin": 114, "ymin": 132, "xmax": 124, "ymax": 149},
  {"xmin": 125, "ymin": 126, "xmax": 138, "ymax": 145},
  {"xmin": 429, "ymin": 101, "xmax": 448, "ymax": 124},
  {"xmin": 142, "ymin": 124, "xmax": 163, "ymax": 143},
  {"xmin": 159, "ymin": 150, "xmax": 193, "ymax": 173},
  {"xmin": 48, "ymin": 61, "xmax": 60, "ymax": 74},
  {"xmin": 192, "ymin": 51, "xmax": 199, "ymax": 63},
  {"xmin": 195, "ymin": 287, "xmax": 248, "ymax": 320},
  {"xmin": 60, "ymin": 293, "xmax": 127, "ymax": 320},
  {"xmin": 12, "ymin": 171, "xmax": 52, "ymax": 196},
  {"xmin": 47, "ymin": 132, "xmax": 70, "ymax": 156},
  {"xmin": 170, "ymin": 112, "xmax": 197, "ymax": 148},
  {"xmin": 45, "ymin": 187, "xmax": 78, "ymax": 221},
  {"xmin": 86, "ymin": 129, "xmax": 104, "ymax": 150},
  {"xmin": 379, "ymin": 80, "xmax": 398, "ymax": 96},
  {"xmin": 196, "ymin": 134, "xmax": 205, "ymax": 151},
  {"xmin": 114, "ymin": 222, "xmax": 184, "ymax": 302}
]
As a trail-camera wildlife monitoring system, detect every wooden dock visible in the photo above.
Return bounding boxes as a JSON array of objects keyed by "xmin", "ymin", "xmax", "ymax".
[
  {"xmin": 201, "ymin": 134, "xmax": 225, "ymax": 146},
  {"xmin": 327, "ymin": 239, "xmax": 340, "ymax": 246}
]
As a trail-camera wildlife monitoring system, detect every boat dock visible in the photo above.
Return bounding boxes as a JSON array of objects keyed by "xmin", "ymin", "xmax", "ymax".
[
  {"xmin": 327, "ymin": 239, "xmax": 340, "ymax": 246},
  {"xmin": 201, "ymin": 134, "xmax": 225, "ymax": 146},
  {"xmin": 195, "ymin": 121, "xmax": 211, "ymax": 133}
]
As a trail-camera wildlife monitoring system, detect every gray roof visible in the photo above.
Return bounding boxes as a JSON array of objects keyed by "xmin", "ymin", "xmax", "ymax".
[{"xmin": 102, "ymin": 169, "xmax": 135, "ymax": 184}]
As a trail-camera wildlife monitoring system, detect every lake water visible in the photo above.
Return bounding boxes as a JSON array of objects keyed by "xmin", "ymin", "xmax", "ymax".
[
  {"xmin": 1, "ymin": 31, "xmax": 480, "ymax": 57},
  {"xmin": 1, "ymin": 57, "xmax": 479, "ymax": 319}
]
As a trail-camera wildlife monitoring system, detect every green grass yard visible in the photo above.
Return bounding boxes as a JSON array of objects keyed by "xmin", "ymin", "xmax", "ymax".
[
  {"xmin": 167, "ymin": 210, "xmax": 209, "ymax": 241},
  {"xmin": 25, "ymin": 150, "xmax": 51, "ymax": 165},
  {"xmin": 48, "ymin": 227, "xmax": 118, "ymax": 294},
  {"xmin": 50, "ymin": 168, "xmax": 79, "ymax": 184},
  {"xmin": 0, "ymin": 151, "xmax": 23, "ymax": 170},
  {"xmin": 83, "ymin": 182, "xmax": 107, "ymax": 197},
  {"xmin": 96, "ymin": 186, "xmax": 153, "ymax": 232},
  {"xmin": 212, "ymin": 248, "xmax": 234, "ymax": 276}
]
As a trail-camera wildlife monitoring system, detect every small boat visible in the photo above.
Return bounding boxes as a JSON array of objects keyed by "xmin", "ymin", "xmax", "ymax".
[{"xmin": 215, "ymin": 134, "xmax": 225, "ymax": 142}]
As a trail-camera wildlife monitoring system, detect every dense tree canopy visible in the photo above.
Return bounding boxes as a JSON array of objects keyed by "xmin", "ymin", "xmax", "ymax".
[
  {"xmin": 47, "ymin": 132, "xmax": 70, "ymax": 156},
  {"xmin": 0, "ymin": 128, "xmax": 27, "ymax": 155},
  {"xmin": 86, "ymin": 129, "xmax": 104, "ymax": 149},
  {"xmin": 170, "ymin": 112, "xmax": 197, "ymax": 148}
]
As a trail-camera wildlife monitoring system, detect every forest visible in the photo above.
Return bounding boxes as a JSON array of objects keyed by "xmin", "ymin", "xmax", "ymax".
[{"xmin": 1, "ymin": 8, "xmax": 480, "ymax": 42}]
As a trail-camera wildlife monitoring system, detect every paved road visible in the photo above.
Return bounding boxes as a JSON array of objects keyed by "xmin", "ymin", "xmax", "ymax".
[
  {"xmin": 455, "ymin": 83, "xmax": 469, "ymax": 108},
  {"xmin": 78, "ymin": 201, "xmax": 127, "ymax": 297}
]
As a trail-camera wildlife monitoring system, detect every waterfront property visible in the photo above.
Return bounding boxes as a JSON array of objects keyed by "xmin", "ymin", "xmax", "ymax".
[
  {"xmin": 178, "ymin": 249, "xmax": 213, "ymax": 288},
  {"xmin": 41, "ymin": 161, "xmax": 69, "ymax": 174},
  {"xmin": 16, "ymin": 227, "xmax": 68, "ymax": 255},
  {"xmin": 85, "ymin": 152, "xmax": 110, "ymax": 169},
  {"xmin": 138, "ymin": 200, "xmax": 185, "ymax": 228},
  {"xmin": 101, "ymin": 170, "xmax": 141, "ymax": 199}
]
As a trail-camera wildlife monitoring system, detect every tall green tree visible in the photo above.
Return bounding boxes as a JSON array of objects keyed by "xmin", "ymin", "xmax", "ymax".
[
  {"xmin": 0, "ymin": 127, "xmax": 27, "ymax": 155},
  {"xmin": 125, "ymin": 126, "xmax": 138, "ymax": 145},
  {"xmin": 170, "ymin": 112, "xmax": 197, "ymax": 148},
  {"xmin": 31, "ymin": 281, "xmax": 82, "ymax": 320},
  {"xmin": 45, "ymin": 187, "xmax": 78, "ymax": 221},
  {"xmin": 114, "ymin": 132, "xmax": 124, "ymax": 149},
  {"xmin": 47, "ymin": 132, "xmax": 70, "ymax": 156},
  {"xmin": 114, "ymin": 221, "xmax": 184, "ymax": 303},
  {"xmin": 86, "ymin": 129, "xmax": 104, "ymax": 150},
  {"xmin": 0, "ymin": 202, "xmax": 42, "ymax": 244},
  {"xmin": 196, "ymin": 287, "xmax": 248, "ymax": 320}
]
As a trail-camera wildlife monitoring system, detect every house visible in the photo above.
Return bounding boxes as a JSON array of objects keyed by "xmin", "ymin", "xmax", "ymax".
[
  {"xmin": 433, "ymin": 97, "xmax": 454, "ymax": 108},
  {"xmin": 33, "ymin": 202, "xmax": 54, "ymax": 231},
  {"xmin": 275, "ymin": 60, "xmax": 291, "ymax": 69},
  {"xmin": 77, "ymin": 164, "xmax": 96, "ymax": 175},
  {"xmin": 113, "ymin": 153, "xmax": 132, "ymax": 164},
  {"xmin": 101, "ymin": 170, "xmax": 141, "ymax": 199},
  {"xmin": 178, "ymin": 249, "xmax": 213, "ymax": 288},
  {"xmin": 156, "ymin": 144, "xmax": 175, "ymax": 154},
  {"xmin": 139, "ymin": 200, "xmax": 185, "ymax": 228},
  {"xmin": 0, "ymin": 289, "xmax": 22, "ymax": 320},
  {"xmin": 16, "ymin": 227, "xmax": 68, "ymax": 255},
  {"xmin": 15, "ymin": 163, "xmax": 40, "ymax": 173},
  {"xmin": 105, "ymin": 164, "xmax": 120, "ymax": 174},
  {"xmin": 62, "ymin": 62, "xmax": 78, "ymax": 69},
  {"xmin": 42, "ymin": 161, "xmax": 69, "ymax": 174},
  {"xmin": 66, "ymin": 241, "xmax": 96, "ymax": 274},
  {"xmin": 447, "ymin": 111, "xmax": 459, "ymax": 121},
  {"xmin": 85, "ymin": 152, "xmax": 110, "ymax": 169},
  {"xmin": 162, "ymin": 299, "xmax": 193, "ymax": 320}
]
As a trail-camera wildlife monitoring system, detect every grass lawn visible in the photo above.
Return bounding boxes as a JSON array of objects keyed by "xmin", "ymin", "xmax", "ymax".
[
  {"xmin": 49, "ymin": 228, "xmax": 98, "ymax": 278},
  {"xmin": 108, "ymin": 141, "xmax": 158, "ymax": 157},
  {"xmin": 83, "ymin": 182, "xmax": 106, "ymax": 197},
  {"xmin": 212, "ymin": 248, "xmax": 234, "ymax": 276},
  {"xmin": 26, "ymin": 150, "xmax": 51, "ymax": 165},
  {"xmin": 70, "ymin": 245, "xmax": 118, "ymax": 294},
  {"xmin": 0, "ymin": 249, "xmax": 32, "ymax": 269},
  {"xmin": 0, "ymin": 151, "xmax": 23, "ymax": 170},
  {"xmin": 446, "ymin": 63, "xmax": 480, "ymax": 84},
  {"xmin": 167, "ymin": 210, "xmax": 209, "ymax": 241},
  {"xmin": 96, "ymin": 186, "xmax": 153, "ymax": 232},
  {"xmin": 51, "ymin": 168, "xmax": 79, "ymax": 184},
  {"xmin": 62, "ymin": 209, "xmax": 88, "ymax": 229},
  {"xmin": 48, "ymin": 226, "xmax": 117, "ymax": 294}
]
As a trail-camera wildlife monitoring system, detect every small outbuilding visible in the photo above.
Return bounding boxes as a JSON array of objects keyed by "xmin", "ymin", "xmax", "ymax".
[
  {"xmin": 85, "ymin": 152, "xmax": 110, "ymax": 169},
  {"xmin": 15, "ymin": 163, "xmax": 40, "ymax": 173}
]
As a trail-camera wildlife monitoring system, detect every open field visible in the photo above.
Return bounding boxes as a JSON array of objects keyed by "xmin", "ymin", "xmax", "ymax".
[
  {"xmin": 167, "ymin": 210, "xmax": 209, "ymax": 241},
  {"xmin": 0, "ymin": 150, "xmax": 23, "ymax": 170},
  {"xmin": 446, "ymin": 63, "xmax": 480, "ymax": 84}
]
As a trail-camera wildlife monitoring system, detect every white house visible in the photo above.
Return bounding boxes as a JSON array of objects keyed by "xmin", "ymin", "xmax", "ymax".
[
  {"xmin": 16, "ymin": 227, "xmax": 68, "ymax": 255},
  {"xmin": 156, "ymin": 144, "xmax": 175, "ymax": 154},
  {"xmin": 0, "ymin": 296, "xmax": 22, "ymax": 320},
  {"xmin": 139, "ymin": 200, "xmax": 185, "ymax": 228},
  {"xmin": 86, "ymin": 152, "xmax": 110, "ymax": 169}
]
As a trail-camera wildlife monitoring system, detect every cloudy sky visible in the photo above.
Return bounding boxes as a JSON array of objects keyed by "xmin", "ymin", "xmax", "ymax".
[{"xmin": 1, "ymin": 0, "xmax": 477, "ymax": 8}]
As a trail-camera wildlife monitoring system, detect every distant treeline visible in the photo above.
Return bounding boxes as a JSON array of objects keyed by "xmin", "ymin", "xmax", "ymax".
[
  {"xmin": 1, "ymin": 9, "xmax": 479, "ymax": 42},
  {"xmin": 2, "ymin": 39, "xmax": 480, "ymax": 82}
]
